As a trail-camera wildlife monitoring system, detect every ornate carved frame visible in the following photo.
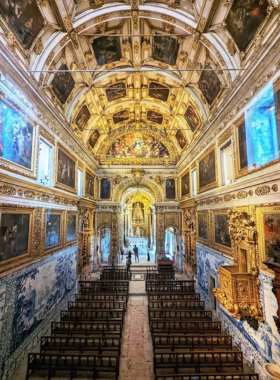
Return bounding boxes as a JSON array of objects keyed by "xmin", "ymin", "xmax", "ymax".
[
  {"xmin": 180, "ymin": 168, "xmax": 191, "ymax": 200},
  {"xmin": 44, "ymin": 209, "xmax": 64, "ymax": 254},
  {"xmin": 165, "ymin": 177, "xmax": 178, "ymax": 201},
  {"xmin": 196, "ymin": 210, "xmax": 209, "ymax": 245},
  {"xmin": 197, "ymin": 144, "xmax": 218, "ymax": 194},
  {"xmin": 0, "ymin": 95, "xmax": 39, "ymax": 179},
  {"xmin": 85, "ymin": 170, "xmax": 96, "ymax": 200},
  {"xmin": 55, "ymin": 144, "xmax": 78, "ymax": 194},
  {"xmin": 210, "ymin": 209, "xmax": 233, "ymax": 257},
  {"xmin": 65, "ymin": 211, "xmax": 78, "ymax": 246},
  {"xmin": 0, "ymin": 207, "xmax": 34, "ymax": 274}
]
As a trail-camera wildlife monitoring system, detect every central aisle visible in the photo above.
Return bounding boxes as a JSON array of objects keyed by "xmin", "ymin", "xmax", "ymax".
[{"xmin": 119, "ymin": 279, "xmax": 154, "ymax": 380}]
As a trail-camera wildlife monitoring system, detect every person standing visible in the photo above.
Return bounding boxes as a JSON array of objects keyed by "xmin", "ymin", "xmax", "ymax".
[
  {"xmin": 120, "ymin": 247, "xmax": 124, "ymax": 262},
  {"xmin": 133, "ymin": 245, "xmax": 139, "ymax": 263}
]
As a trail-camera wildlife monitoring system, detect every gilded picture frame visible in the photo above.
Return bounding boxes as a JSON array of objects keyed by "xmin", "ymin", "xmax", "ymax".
[
  {"xmin": 55, "ymin": 144, "xmax": 77, "ymax": 194},
  {"xmin": 0, "ymin": 207, "xmax": 34, "ymax": 273},
  {"xmin": 180, "ymin": 169, "xmax": 190, "ymax": 199},
  {"xmin": 65, "ymin": 211, "xmax": 78, "ymax": 246},
  {"xmin": 0, "ymin": 96, "xmax": 38, "ymax": 179},
  {"xmin": 44, "ymin": 210, "xmax": 64, "ymax": 254},
  {"xmin": 99, "ymin": 178, "xmax": 112, "ymax": 201},
  {"xmin": 165, "ymin": 178, "xmax": 177, "ymax": 201},
  {"xmin": 85, "ymin": 170, "xmax": 95, "ymax": 199},
  {"xmin": 197, "ymin": 211, "xmax": 209, "ymax": 244},
  {"xmin": 197, "ymin": 145, "xmax": 218, "ymax": 194},
  {"xmin": 210, "ymin": 209, "xmax": 233, "ymax": 257}
]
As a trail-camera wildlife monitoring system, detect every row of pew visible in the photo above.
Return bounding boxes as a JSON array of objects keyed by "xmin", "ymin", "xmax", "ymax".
[
  {"xmin": 25, "ymin": 267, "xmax": 129, "ymax": 379},
  {"xmin": 146, "ymin": 278, "xmax": 259, "ymax": 380}
]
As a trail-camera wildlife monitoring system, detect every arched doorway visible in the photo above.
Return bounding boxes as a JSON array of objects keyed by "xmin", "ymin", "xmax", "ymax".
[
  {"xmin": 99, "ymin": 226, "xmax": 111, "ymax": 263},
  {"xmin": 164, "ymin": 226, "xmax": 181, "ymax": 268}
]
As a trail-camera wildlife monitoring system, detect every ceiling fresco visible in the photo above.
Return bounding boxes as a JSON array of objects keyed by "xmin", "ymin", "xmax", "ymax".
[{"xmin": 0, "ymin": 0, "xmax": 275, "ymax": 165}]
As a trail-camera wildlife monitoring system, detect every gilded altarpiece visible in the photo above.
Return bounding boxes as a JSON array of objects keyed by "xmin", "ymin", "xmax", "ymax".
[
  {"xmin": 181, "ymin": 199, "xmax": 197, "ymax": 274},
  {"xmin": 214, "ymin": 207, "xmax": 263, "ymax": 322}
]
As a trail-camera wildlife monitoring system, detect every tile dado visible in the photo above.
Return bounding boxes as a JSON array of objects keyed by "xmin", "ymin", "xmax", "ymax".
[
  {"xmin": 196, "ymin": 243, "xmax": 280, "ymax": 379},
  {"xmin": 0, "ymin": 245, "xmax": 77, "ymax": 380}
]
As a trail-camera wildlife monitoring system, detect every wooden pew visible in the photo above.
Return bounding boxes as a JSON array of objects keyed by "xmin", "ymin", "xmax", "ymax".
[
  {"xmin": 79, "ymin": 282, "xmax": 129, "ymax": 294},
  {"xmin": 68, "ymin": 300, "xmax": 127, "ymax": 311},
  {"xmin": 148, "ymin": 293, "xmax": 200, "ymax": 301},
  {"xmin": 149, "ymin": 310, "xmax": 212, "ymax": 322},
  {"xmin": 51, "ymin": 321, "xmax": 123, "ymax": 338},
  {"xmin": 154, "ymin": 351, "xmax": 244, "ymax": 374},
  {"xmin": 25, "ymin": 353, "xmax": 119, "ymax": 380},
  {"xmin": 152, "ymin": 334, "xmax": 233, "ymax": 352},
  {"xmin": 41, "ymin": 336, "xmax": 121, "ymax": 355},
  {"xmin": 60, "ymin": 309, "xmax": 125, "ymax": 322},
  {"xmin": 146, "ymin": 283, "xmax": 195, "ymax": 294},
  {"xmin": 146, "ymin": 280, "xmax": 195, "ymax": 290},
  {"xmin": 75, "ymin": 293, "xmax": 128, "ymax": 302},
  {"xmin": 150, "ymin": 321, "xmax": 222, "ymax": 335},
  {"xmin": 146, "ymin": 272, "xmax": 175, "ymax": 280},
  {"xmin": 148, "ymin": 300, "xmax": 205, "ymax": 311},
  {"xmin": 155, "ymin": 374, "xmax": 259, "ymax": 380}
]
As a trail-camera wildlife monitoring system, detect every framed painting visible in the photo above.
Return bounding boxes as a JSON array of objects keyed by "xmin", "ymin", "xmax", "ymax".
[
  {"xmin": 51, "ymin": 64, "xmax": 75, "ymax": 105},
  {"xmin": 198, "ymin": 146, "xmax": 218, "ymax": 193},
  {"xmin": 0, "ymin": 209, "xmax": 32, "ymax": 266},
  {"xmin": 197, "ymin": 212, "xmax": 208, "ymax": 243},
  {"xmin": 184, "ymin": 106, "xmax": 200, "ymax": 132},
  {"xmin": 113, "ymin": 110, "xmax": 130, "ymax": 125},
  {"xmin": 226, "ymin": 0, "xmax": 269, "ymax": 53},
  {"xmin": 176, "ymin": 130, "xmax": 187, "ymax": 149},
  {"xmin": 0, "ymin": 98, "xmax": 37, "ymax": 177},
  {"xmin": 88, "ymin": 130, "xmax": 100, "ymax": 150},
  {"xmin": 149, "ymin": 82, "xmax": 169, "ymax": 101},
  {"xmin": 106, "ymin": 82, "xmax": 126, "ymax": 102},
  {"xmin": 66, "ymin": 212, "xmax": 77, "ymax": 244},
  {"xmin": 55, "ymin": 146, "xmax": 77, "ymax": 193},
  {"xmin": 152, "ymin": 35, "xmax": 179, "ymax": 66},
  {"xmin": 211, "ymin": 211, "xmax": 232, "ymax": 256},
  {"xmin": 92, "ymin": 36, "xmax": 122, "ymax": 66},
  {"xmin": 147, "ymin": 111, "xmax": 163, "ymax": 124},
  {"xmin": 165, "ymin": 178, "xmax": 176, "ymax": 200},
  {"xmin": 85, "ymin": 171, "xmax": 95, "ymax": 198},
  {"xmin": 0, "ymin": 0, "xmax": 44, "ymax": 50},
  {"xmin": 198, "ymin": 65, "xmax": 221, "ymax": 105},
  {"xmin": 100, "ymin": 178, "xmax": 111, "ymax": 200},
  {"xmin": 75, "ymin": 105, "xmax": 91, "ymax": 131},
  {"xmin": 45, "ymin": 211, "xmax": 62, "ymax": 250},
  {"xmin": 180, "ymin": 170, "xmax": 190, "ymax": 198}
]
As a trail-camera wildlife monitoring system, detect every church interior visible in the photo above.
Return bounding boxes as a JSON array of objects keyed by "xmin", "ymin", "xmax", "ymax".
[{"xmin": 0, "ymin": 0, "xmax": 280, "ymax": 379}]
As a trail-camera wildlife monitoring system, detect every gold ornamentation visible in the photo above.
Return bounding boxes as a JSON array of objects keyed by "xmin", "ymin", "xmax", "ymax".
[
  {"xmin": 197, "ymin": 17, "xmax": 206, "ymax": 33},
  {"xmin": 224, "ymin": 194, "xmax": 232, "ymax": 202},
  {"xmin": 0, "ymin": 185, "xmax": 16, "ymax": 196},
  {"xmin": 64, "ymin": 16, "xmax": 73, "ymax": 32},
  {"xmin": 90, "ymin": 0, "xmax": 104, "ymax": 8},
  {"xmin": 95, "ymin": 14, "xmax": 109, "ymax": 23},
  {"xmin": 161, "ymin": 15, "xmax": 175, "ymax": 23},
  {"xmin": 272, "ymin": 184, "xmax": 278, "ymax": 192},
  {"xmin": 237, "ymin": 191, "xmax": 248, "ymax": 199},
  {"xmin": 226, "ymin": 38, "xmax": 236, "ymax": 56},
  {"xmin": 255, "ymin": 185, "xmax": 270, "ymax": 196},
  {"xmin": 179, "ymin": 51, "xmax": 188, "ymax": 62},
  {"xmin": 34, "ymin": 38, "xmax": 44, "ymax": 55},
  {"xmin": 131, "ymin": 169, "xmax": 145, "ymax": 183}
]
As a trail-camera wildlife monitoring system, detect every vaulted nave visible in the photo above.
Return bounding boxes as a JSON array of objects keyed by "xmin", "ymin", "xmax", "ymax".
[{"xmin": 0, "ymin": 0, "xmax": 280, "ymax": 379}]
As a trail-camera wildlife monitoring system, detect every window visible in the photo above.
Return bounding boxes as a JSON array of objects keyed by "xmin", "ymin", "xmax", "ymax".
[
  {"xmin": 77, "ymin": 169, "xmax": 83, "ymax": 196},
  {"xmin": 38, "ymin": 139, "xmax": 52, "ymax": 186},
  {"xmin": 221, "ymin": 142, "xmax": 233, "ymax": 186},
  {"xmin": 191, "ymin": 169, "xmax": 197, "ymax": 196}
]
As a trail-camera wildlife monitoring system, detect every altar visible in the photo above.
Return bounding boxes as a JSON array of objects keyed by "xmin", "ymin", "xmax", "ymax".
[{"xmin": 126, "ymin": 237, "xmax": 148, "ymax": 250}]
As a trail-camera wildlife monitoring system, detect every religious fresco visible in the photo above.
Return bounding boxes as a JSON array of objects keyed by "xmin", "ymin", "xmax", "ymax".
[
  {"xmin": 92, "ymin": 36, "xmax": 122, "ymax": 66},
  {"xmin": 51, "ymin": 64, "xmax": 75, "ymax": 105},
  {"xmin": 184, "ymin": 106, "xmax": 200, "ymax": 132},
  {"xmin": 88, "ymin": 130, "xmax": 100, "ymax": 150},
  {"xmin": 147, "ymin": 110, "xmax": 163, "ymax": 124},
  {"xmin": 238, "ymin": 119, "xmax": 248, "ymax": 169},
  {"xmin": 152, "ymin": 35, "xmax": 179, "ymax": 66},
  {"xmin": 175, "ymin": 130, "xmax": 187, "ymax": 149},
  {"xmin": 100, "ymin": 178, "xmax": 111, "ymax": 200},
  {"xmin": 199, "ymin": 149, "xmax": 216, "ymax": 189},
  {"xmin": 149, "ymin": 82, "xmax": 169, "ymax": 101},
  {"xmin": 57, "ymin": 149, "xmax": 76, "ymax": 189},
  {"xmin": 66, "ymin": 214, "xmax": 76, "ymax": 242},
  {"xmin": 45, "ymin": 214, "xmax": 61, "ymax": 248},
  {"xmin": 113, "ymin": 110, "xmax": 130, "ymax": 124},
  {"xmin": 263, "ymin": 214, "xmax": 280, "ymax": 258},
  {"xmin": 106, "ymin": 133, "xmax": 169, "ymax": 158},
  {"xmin": 0, "ymin": 0, "xmax": 44, "ymax": 50},
  {"xmin": 165, "ymin": 178, "xmax": 176, "ymax": 200},
  {"xmin": 75, "ymin": 105, "xmax": 91, "ymax": 131},
  {"xmin": 198, "ymin": 65, "xmax": 221, "ymax": 105},
  {"xmin": 0, "ymin": 214, "xmax": 30, "ymax": 263},
  {"xmin": 85, "ymin": 171, "xmax": 95, "ymax": 197},
  {"xmin": 0, "ymin": 100, "xmax": 33, "ymax": 170},
  {"xmin": 181, "ymin": 171, "xmax": 190, "ymax": 197},
  {"xmin": 214, "ymin": 214, "xmax": 231, "ymax": 248},
  {"xmin": 198, "ymin": 213, "xmax": 208, "ymax": 240},
  {"xmin": 226, "ymin": 0, "xmax": 269, "ymax": 52},
  {"xmin": 106, "ymin": 82, "xmax": 126, "ymax": 102}
]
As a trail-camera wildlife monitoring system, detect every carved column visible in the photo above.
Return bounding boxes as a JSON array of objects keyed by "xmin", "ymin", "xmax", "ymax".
[
  {"xmin": 110, "ymin": 206, "xmax": 121, "ymax": 265},
  {"xmin": 155, "ymin": 206, "xmax": 165, "ymax": 261},
  {"xmin": 180, "ymin": 199, "xmax": 197, "ymax": 275}
]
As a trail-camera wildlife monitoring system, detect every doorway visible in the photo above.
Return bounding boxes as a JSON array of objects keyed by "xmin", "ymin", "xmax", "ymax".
[
  {"xmin": 100, "ymin": 227, "xmax": 111, "ymax": 263},
  {"xmin": 165, "ymin": 227, "xmax": 176, "ymax": 261}
]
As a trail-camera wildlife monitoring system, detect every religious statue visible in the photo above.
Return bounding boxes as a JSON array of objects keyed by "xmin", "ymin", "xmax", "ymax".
[
  {"xmin": 135, "ymin": 226, "xmax": 141, "ymax": 237},
  {"xmin": 133, "ymin": 202, "xmax": 144, "ymax": 222}
]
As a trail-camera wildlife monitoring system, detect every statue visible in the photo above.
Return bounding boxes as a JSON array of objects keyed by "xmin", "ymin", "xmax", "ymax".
[
  {"xmin": 135, "ymin": 226, "xmax": 141, "ymax": 237},
  {"xmin": 133, "ymin": 202, "xmax": 144, "ymax": 222}
]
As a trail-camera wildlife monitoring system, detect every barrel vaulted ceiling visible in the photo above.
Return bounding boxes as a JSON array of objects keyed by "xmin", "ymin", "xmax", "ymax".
[{"xmin": 0, "ymin": 0, "xmax": 276, "ymax": 165}]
